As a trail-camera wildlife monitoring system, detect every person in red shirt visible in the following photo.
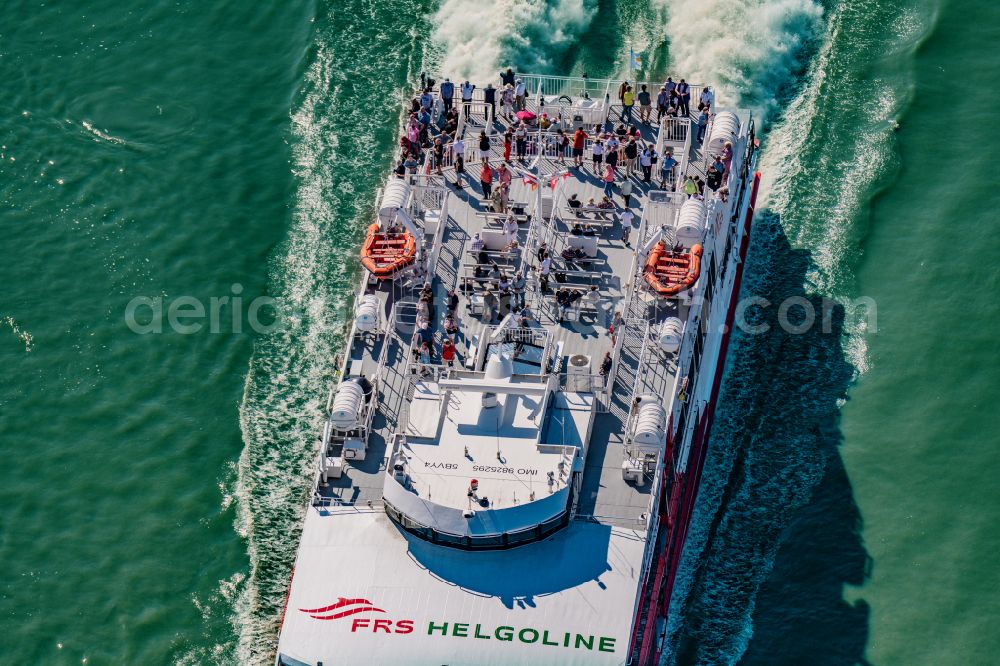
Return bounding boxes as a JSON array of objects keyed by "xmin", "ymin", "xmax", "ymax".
[
  {"xmin": 572, "ymin": 128, "xmax": 588, "ymax": 168},
  {"xmin": 441, "ymin": 338, "xmax": 457, "ymax": 367},
  {"xmin": 480, "ymin": 161, "xmax": 494, "ymax": 200},
  {"xmin": 503, "ymin": 128, "xmax": 513, "ymax": 163}
]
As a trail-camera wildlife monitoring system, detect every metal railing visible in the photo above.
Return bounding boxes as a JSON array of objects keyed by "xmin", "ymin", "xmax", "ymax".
[{"xmin": 312, "ymin": 493, "xmax": 385, "ymax": 511}]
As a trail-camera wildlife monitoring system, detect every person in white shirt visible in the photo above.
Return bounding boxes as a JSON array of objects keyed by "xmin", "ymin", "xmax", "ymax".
[
  {"xmin": 514, "ymin": 122, "xmax": 528, "ymax": 160},
  {"xmin": 502, "ymin": 215, "xmax": 519, "ymax": 244},
  {"xmin": 698, "ymin": 86, "xmax": 714, "ymax": 112},
  {"xmin": 540, "ymin": 255, "xmax": 552, "ymax": 276},
  {"xmin": 592, "ymin": 140, "xmax": 604, "ymax": 172},
  {"xmin": 501, "ymin": 84, "xmax": 515, "ymax": 119},
  {"xmin": 639, "ymin": 147, "xmax": 654, "ymax": 183},
  {"xmin": 460, "ymin": 81, "xmax": 475, "ymax": 118},
  {"xmin": 514, "ymin": 79, "xmax": 526, "ymax": 111},
  {"xmin": 470, "ymin": 233, "xmax": 484, "ymax": 253},
  {"xmin": 621, "ymin": 208, "xmax": 635, "ymax": 246}
]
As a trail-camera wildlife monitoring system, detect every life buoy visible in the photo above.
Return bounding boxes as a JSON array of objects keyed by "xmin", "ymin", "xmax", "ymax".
[
  {"xmin": 643, "ymin": 242, "xmax": 703, "ymax": 296},
  {"xmin": 359, "ymin": 222, "xmax": 417, "ymax": 279}
]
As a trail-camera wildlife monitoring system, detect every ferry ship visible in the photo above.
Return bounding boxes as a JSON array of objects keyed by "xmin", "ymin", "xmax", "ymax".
[{"xmin": 275, "ymin": 72, "xmax": 760, "ymax": 666}]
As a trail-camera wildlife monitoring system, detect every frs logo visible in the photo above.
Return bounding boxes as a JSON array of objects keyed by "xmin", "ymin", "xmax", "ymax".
[{"xmin": 299, "ymin": 597, "xmax": 413, "ymax": 634}]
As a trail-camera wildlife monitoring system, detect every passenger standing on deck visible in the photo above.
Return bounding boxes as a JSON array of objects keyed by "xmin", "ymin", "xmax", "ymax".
[
  {"xmin": 621, "ymin": 85, "xmax": 635, "ymax": 124},
  {"xmin": 420, "ymin": 87, "xmax": 433, "ymax": 113},
  {"xmin": 447, "ymin": 288, "xmax": 459, "ymax": 315},
  {"xmin": 440, "ymin": 78, "xmax": 454, "ymax": 112},
  {"xmin": 609, "ymin": 310, "xmax": 623, "ymax": 345},
  {"xmin": 621, "ymin": 178, "xmax": 634, "ymax": 209},
  {"xmin": 677, "ymin": 79, "xmax": 691, "ymax": 116},
  {"xmin": 660, "ymin": 150, "xmax": 678, "ymax": 190},
  {"xmin": 572, "ymin": 127, "xmax": 587, "ymax": 168},
  {"xmin": 639, "ymin": 145, "xmax": 654, "ymax": 183},
  {"xmin": 621, "ymin": 207, "xmax": 635, "ymax": 247},
  {"xmin": 591, "ymin": 139, "xmax": 604, "ymax": 172},
  {"xmin": 536, "ymin": 242, "xmax": 548, "ymax": 263},
  {"xmin": 656, "ymin": 86, "xmax": 669, "ymax": 122},
  {"xmin": 497, "ymin": 163, "xmax": 512, "ymax": 192},
  {"xmin": 454, "ymin": 152, "xmax": 466, "ymax": 188},
  {"xmin": 503, "ymin": 127, "xmax": 513, "ymax": 162},
  {"xmin": 498, "ymin": 288, "xmax": 511, "ymax": 318},
  {"xmin": 618, "ymin": 80, "xmax": 629, "ymax": 105},
  {"xmin": 480, "ymin": 161, "xmax": 493, "ymax": 200},
  {"xmin": 638, "ymin": 85, "xmax": 652, "ymax": 124},
  {"xmin": 711, "ymin": 154, "xmax": 725, "ymax": 177},
  {"xmin": 706, "ymin": 164, "xmax": 723, "ymax": 192},
  {"xmin": 441, "ymin": 338, "xmax": 456, "ymax": 367},
  {"xmin": 605, "ymin": 134, "xmax": 619, "ymax": 172},
  {"xmin": 443, "ymin": 313, "xmax": 460, "ymax": 339},
  {"xmin": 497, "ymin": 183, "xmax": 510, "ymax": 214},
  {"xmin": 483, "ymin": 83, "xmax": 496, "ymax": 122},
  {"xmin": 624, "ymin": 138, "xmax": 639, "ymax": 177},
  {"xmin": 514, "ymin": 78, "xmax": 526, "ymax": 111},
  {"xmin": 599, "ymin": 352, "xmax": 613, "ymax": 379},
  {"xmin": 514, "ymin": 122, "xmax": 528, "ymax": 161},
  {"xmin": 696, "ymin": 108, "xmax": 710, "ymax": 144},
  {"xmin": 432, "ymin": 137, "xmax": 445, "ymax": 175},
  {"xmin": 479, "ymin": 130, "xmax": 491, "ymax": 162},
  {"xmin": 556, "ymin": 129, "xmax": 569, "ymax": 165},
  {"xmin": 603, "ymin": 164, "xmax": 616, "ymax": 198},
  {"xmin": 461, "ymin": 80, "xmax": 475, "ymax": 118},
  {"xmin": 502, "ymin": 214, "xmax": 518, "ymax": 245},
  {"xmin": 683, "ymin": 175, "xmax": 697, "ymax": 198},
  {"xmin": 501, "ymin": 84, "xmax": 515, "ymax": 120},
  {"xmin": 721, "ymin": 141, "xmax": 734, "ymax": 178},
  {"xmin": 500, "ymin": 67, "xmax": 516, "ymax": 88},
  {"xmin": 698, "ymin": 86, "xmax": 713, "ymax": 112},
  {"xmin": 483, "ymin": 289, "xmax": 498, "ymax": 324},
  {"xmin": 419, "ymin": 341, "xmax": 432, "ymax": 376},
  {"xmin": 512, "ymin": 271, "xmax": 526, "ymax": 308}
]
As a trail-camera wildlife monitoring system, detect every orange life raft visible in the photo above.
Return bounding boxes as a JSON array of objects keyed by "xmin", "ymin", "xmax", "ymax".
[
  {"xmin": 643, "ymin": 242, "xmax": 703, "ymax": 297},
  {"xmin": 359, "ymin": 223, "xmax": 417, "ymax": 279}
]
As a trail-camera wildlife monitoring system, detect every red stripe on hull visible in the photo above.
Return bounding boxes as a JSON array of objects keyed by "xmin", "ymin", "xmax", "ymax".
[{"xmin": 635, "ymin": 172, "xmax": 761, "ymax": 665}]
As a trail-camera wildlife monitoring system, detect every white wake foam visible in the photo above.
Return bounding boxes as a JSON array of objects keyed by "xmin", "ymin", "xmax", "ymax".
[
  {"xmin": 430, "ymin": 0, "xmax": 598, "ymax": 82},
  {"xmin": 664, "ymin": 0, "xmax": 824, "ymax": 119}
]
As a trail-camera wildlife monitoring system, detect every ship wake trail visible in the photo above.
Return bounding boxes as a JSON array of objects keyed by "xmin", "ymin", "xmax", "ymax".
[
  {"xmin": 664, "ymin": 0, "xmax": 823, "ymax": 120},
  {"xmin": 227, "ymin": 1, "xmax": 431, "ymax": 663},
  {"xmin": 662, "ymin": 1, "xmax": 934, "ymax": 663},
  {"xmin": 428, "ymin": 0, "xmax": 599, "ymax": 82}
]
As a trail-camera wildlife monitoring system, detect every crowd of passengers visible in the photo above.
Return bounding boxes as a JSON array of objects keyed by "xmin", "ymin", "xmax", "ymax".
[{"xmin": 393, "ymin": 68, "xmax": 735, "ymax": 204}]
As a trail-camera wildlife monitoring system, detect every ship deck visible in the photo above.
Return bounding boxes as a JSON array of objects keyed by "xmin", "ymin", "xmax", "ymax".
[{"xmin": 313, "ymin": 121, "xmax": 707, "ymax": 528}]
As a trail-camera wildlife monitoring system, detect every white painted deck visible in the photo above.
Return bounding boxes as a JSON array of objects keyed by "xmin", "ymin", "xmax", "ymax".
[
  {"xmin": 404, "ymin": 389, "xmax": 572, "ymax": 511},
  {"xmin": 277, "ymin": 509, "xmax": 645, "ymax": 666}
]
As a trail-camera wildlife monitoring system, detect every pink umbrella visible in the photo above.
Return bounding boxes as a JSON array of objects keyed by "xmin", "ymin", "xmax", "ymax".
[{"xmin": 515, "ymin": 110, "xmax": 536, "ymax": 121}]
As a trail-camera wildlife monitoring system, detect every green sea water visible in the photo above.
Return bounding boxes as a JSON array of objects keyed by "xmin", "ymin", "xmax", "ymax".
[{"xmin": 1, "ymin": 1, "xmax": 998, "ymax": 665}]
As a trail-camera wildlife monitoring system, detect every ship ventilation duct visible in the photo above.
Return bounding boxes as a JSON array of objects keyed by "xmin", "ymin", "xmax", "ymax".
[
  {"xmin": 706, "ymin": 111, "xmax": 740, "ymax": 157},
  {"xmin": 676, "ymin": 198, "xmax": 706, "ymax": 248},
  {"xmin": 354, "ymin": 295, "xmax": 380, "ymax": 332},
  {"xmin": 484, "ymin": 354, "xmax": 514, "ymax": 381},
  {"xmin": 632, "ymin": 396, "xmax": 666, "ymax": 456},
  {"xmin": 378, "ymin": 180, "xmax": 411, "ymax": 225},
  {"xmin": 330, "ymin": 382, "xmax": 365, "ymax": 431},
  {"xmin": 656, "ymin": 317, "xmax": 685, "ymax": 354}
]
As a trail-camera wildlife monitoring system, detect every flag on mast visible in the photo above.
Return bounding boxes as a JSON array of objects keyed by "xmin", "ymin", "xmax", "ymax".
[{"xmin": 629, "ymin": 48, "xmax": 643, "ymax": 71}]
